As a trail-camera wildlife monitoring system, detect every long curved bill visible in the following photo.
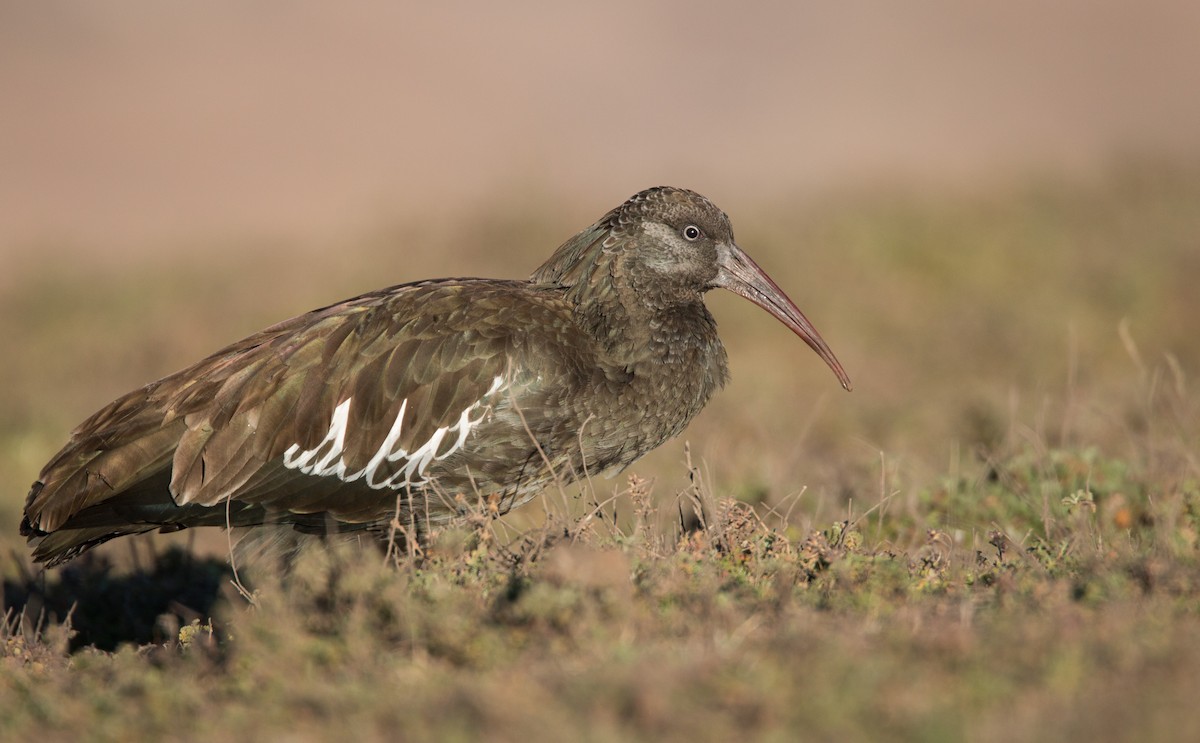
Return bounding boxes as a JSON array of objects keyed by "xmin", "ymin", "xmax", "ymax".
[{"xmin": 715, "ymin": 243, "xmax": 852, "ymax": 391}]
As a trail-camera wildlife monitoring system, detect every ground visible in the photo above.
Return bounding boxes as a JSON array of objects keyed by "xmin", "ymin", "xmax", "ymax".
[{"xmin": 2, "ymin": 164, "xmax": 1199, "ymax": 741}]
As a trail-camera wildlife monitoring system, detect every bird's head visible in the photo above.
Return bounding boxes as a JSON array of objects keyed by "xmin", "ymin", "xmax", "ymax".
[{"xmin": 533, "ymin": 187, "xmax": 852, "ymax": 391}]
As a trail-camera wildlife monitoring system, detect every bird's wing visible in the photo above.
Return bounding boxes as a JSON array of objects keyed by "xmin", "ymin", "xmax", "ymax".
[{"xmin": 24, "ymin": 280, "xmax": 565, "ymax": 533}]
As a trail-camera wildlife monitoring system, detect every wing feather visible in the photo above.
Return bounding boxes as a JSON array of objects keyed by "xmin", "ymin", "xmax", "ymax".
[{"xmin": 25, "ymin": 280, "xmax": 563, "ymax": 537}]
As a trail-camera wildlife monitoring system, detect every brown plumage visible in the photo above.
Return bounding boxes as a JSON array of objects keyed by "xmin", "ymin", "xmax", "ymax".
[{"xmin": 22, "ymin": 187, "xmax": 851, "ymax": 566}]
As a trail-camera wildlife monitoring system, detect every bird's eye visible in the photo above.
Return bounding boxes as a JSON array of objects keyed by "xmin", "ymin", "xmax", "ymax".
[{"xmin": 682, "ymin": 225, "xmax": 702, "ymax": 241}]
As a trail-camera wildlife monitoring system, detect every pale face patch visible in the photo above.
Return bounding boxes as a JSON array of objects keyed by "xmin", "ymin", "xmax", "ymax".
[{"xmin": 282, "ymin": 376, "xmax": 505, "ymax": 490}]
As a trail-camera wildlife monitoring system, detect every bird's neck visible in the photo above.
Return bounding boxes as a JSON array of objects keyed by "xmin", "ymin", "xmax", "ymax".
[
  {"xmin": 534, "ymin": 227, "xmax": 727, "ymax": 378},
  {"xmin": 575, "ymin": 285, "xmax": 727, "ymax": 376}
]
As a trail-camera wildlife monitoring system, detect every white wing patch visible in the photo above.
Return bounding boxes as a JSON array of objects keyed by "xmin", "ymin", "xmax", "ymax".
[{"xmin": 282, "ymin": 376, "xmax": 505, "ymax": 490}]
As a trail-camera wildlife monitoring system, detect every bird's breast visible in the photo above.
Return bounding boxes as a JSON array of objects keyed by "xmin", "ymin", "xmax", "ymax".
[{"xmin": 551, "ymin": 302, "xmax": 730, "ymax": 474}]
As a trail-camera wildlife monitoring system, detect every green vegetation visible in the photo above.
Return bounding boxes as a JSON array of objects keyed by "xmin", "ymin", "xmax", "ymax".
[{"xmin": 3, "ymin": 164, "xmax": 1199, "ymax": 741}]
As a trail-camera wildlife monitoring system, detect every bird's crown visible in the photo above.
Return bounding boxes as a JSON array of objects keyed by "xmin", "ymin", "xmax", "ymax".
[{"xmin": 531, "ymin": 186, "xmax": 731, "ymax": 291}]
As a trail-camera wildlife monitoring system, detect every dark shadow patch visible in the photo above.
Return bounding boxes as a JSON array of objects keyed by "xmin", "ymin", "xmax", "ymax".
[{"xmin": 4, "ymin": 546, "xmax": 233, "ymax": 652}]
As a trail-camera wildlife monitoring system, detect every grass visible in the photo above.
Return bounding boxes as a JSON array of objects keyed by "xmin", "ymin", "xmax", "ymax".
[{"xmin": 2, "ymin": 162, "xmax": 1199, "ymax": 741}]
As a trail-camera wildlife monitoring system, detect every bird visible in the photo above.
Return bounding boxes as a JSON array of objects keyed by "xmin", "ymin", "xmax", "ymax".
[{"xmin": 21, "ymin": 186, "xmax": 851, "ymax": 566}]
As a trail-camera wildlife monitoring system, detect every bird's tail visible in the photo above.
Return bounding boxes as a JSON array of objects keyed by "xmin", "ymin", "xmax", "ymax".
[
  {"xmin": 24, "ymin": 522, "xmax": 163, "ymax": 567},
  {"xmin": 22, "ymin": 472, "xmax": 385, "ymax": 567},
  {"xmin": 22, "ymin": 469, "xmax": 250, "ymax": 566}
]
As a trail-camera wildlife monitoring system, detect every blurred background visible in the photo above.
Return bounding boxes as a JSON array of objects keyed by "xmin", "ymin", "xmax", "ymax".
[
  {"xmin": 4, "ymin": 2, "xmax": 1200, "ymax": 253},
  {"xmin": 3, "ymin": 1, "xmax": 1199, "ymax": 550}
]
